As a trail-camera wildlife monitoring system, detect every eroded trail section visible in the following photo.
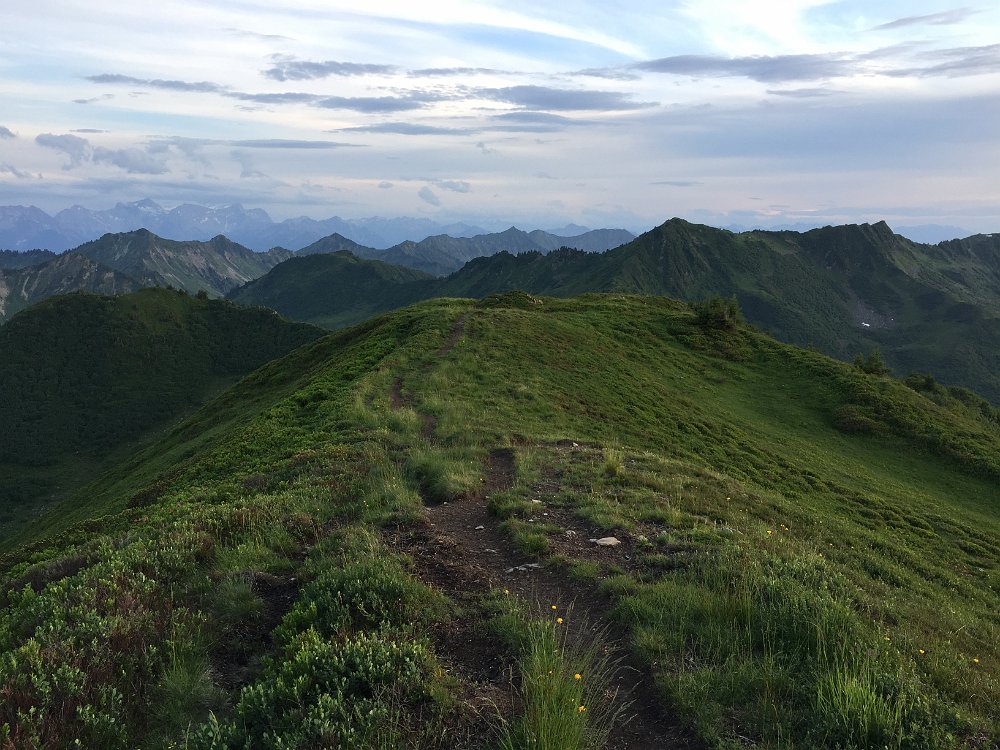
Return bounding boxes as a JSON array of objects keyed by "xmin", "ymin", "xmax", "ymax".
[{"xmin": 383, "ymin": 314, "xmax": 696, "ymax": 747}]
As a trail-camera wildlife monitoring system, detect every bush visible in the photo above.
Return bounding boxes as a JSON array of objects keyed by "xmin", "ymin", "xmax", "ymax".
[{"xmin": 693, "ymin": 295, "xmax": 741, "ymax": 331}]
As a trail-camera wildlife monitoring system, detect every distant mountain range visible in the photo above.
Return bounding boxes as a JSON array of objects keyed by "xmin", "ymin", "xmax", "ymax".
[
  {"xmin": 0, "ymin": 230, "xmax": 289, "ymax": 322},
  {"xmin": 299, "ymin": 226, "xmax": 637, "ymax": 275},
  {"xmin": 229, "ymin": 218, "xmax": 1000, "ymax": 403},
  {"xmin": 0, "ymin": 199, "xmax": 631, "ymax": 252},
  {"xmin": 0, "ymin": 224, "xmax": 634, "ymax": 322}
]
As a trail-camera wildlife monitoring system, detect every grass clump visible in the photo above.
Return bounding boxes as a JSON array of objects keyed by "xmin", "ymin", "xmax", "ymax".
[{"xmin": 491, "ymin": 597, "xmax": 626, "ymax": 750}]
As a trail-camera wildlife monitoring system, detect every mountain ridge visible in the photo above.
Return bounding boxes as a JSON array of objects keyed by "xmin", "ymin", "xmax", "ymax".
[{"xmin": 230, "ymin": 217, "xmax": 1000, "ymax": 403}]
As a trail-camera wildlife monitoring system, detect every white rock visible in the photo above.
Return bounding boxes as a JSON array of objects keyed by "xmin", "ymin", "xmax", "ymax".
[
  {"xmin": 590, "ymin": 536, "xmax": 621, "ymax": 547},
  {"xmin": 475, "ymin": 525, "xmax": 485, "ymax": 530}
]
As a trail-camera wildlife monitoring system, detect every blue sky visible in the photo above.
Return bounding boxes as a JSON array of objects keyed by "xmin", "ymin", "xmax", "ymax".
[{"xmin": 1, "ymin": 1, "xmax": 998, "ymax": 234}]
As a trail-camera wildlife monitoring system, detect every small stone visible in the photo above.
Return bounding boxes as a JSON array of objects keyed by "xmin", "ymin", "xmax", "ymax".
[
  {"xmin": 564, "ymin": 529, "xmax": 577, "ymax": 537},
  {"xmin": 475, "ymin": 525, "xmax": 485, "ymax": 530},
  {"xmin": 590, "ymin": 536, "xmax": 621, "ymax": 547},
  {"xmin": 636, "ymin": 534, "xmax": 648, "ymax": 543},
  {"xmin": 531, "ymin": 499, "xmax": 543, "ymax": 504}
]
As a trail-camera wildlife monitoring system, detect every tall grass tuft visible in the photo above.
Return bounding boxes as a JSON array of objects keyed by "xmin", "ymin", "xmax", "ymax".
[{"xmin": 493, "ymin": 599, "xmax": 627, "ymax": 750}]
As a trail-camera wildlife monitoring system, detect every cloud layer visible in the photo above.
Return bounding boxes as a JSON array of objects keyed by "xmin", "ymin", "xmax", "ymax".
[{"xmin": 0, "ymin": 1, "xmax": 997, "ymax": 234}]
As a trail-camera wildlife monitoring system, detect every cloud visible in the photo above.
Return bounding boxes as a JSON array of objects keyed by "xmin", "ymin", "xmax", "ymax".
[
  {"xmin": 766, "ymin": 87, "xmax": 839, "ymax": 98},
  {"xmin": 418, "ymin": 186, "xmax": 440, "ymax": 206},
  {"xmin": 0, "ymin": 163, "xmax": 37, "ymax": 179},
  {"xmin": 263, "ymin": 59, "xmax": 397, "ymax": 81},
  {"xmin": 92, "ymin": 147, "xmax": 168, "ymax": 174},
  {"xmin": 86, "ymin": 73, "xmax": 225, "ymax": 93},
  {"xmin": 651, "ymin": 180, "xmax": 701, "ymax": 187},
  {"xmin": 230, "ymin": 139, "xmax": 358, "ymax": 149},
  {"xmin": 35, "ymin": 133, "xmax": 91, "ymax": 167},
  {"xmin": 72, "ymin": 128, "xmax": 108, "ymax": 133},
  {"xmin": 891, "ymin": 43, "xmax": 1000, "ymax": 78},
  {"xmin": 315, "ymin": 96, "xmax": 426, "ymax": 112},
  {"xmin": 572, "ymin": 67, "xmax": 642, "ymax": 81},
  {"xmin": 483, "ymin": 111, "xmax": 596, "ymax": 132},
  {"xmin": 225, "ymin": 27, "xmax": 293, "ymax": 42},
  {"xmin": 633, "ymin": 53, "xmax": 855, "ymax": 83},
  {"xmin": 476, "ymin": 85, "xmax": 654, "ymax": 111},
  {"xmin": 410, "ymin": 67, "xmax": 513, "ymax": 77},
  {"xmin": 435, "ymin": 180, "xmax": 470, "ymax": 193},
  {"xmin": 336, "ymin": 122, "xmax": 477, "ymax": 135},
  {"xmin": 873, "ymin": 8, "xmax": 980, "ymax": 30},
  {"xmin": 231, "ymin": 92, "xmax": 320, "ymax": 104},
  {"xmin": 378, "ymin": 181, "xmax": 394, "ymax": 189},
  {"xmin": 0, "ymin": 126, "xmax": 14, "ymax": 139},
  {"xmin": 232, "ymin": 151, "xmax": 268, "ymax": 179}
]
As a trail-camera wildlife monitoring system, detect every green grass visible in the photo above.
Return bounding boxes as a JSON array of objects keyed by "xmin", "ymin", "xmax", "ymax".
[
  {"xmin": 490, "ymin": 596, "xmax": 624, "ymax": 750},
  {"xmin": 1, "ymin": 293, "xmax": 998, "ymax": 748}
]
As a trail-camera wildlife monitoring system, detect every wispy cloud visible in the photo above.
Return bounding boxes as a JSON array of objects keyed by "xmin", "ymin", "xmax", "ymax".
[
  {"xmin": 651, "ymin": 180, "xmax": 701, "ymax": 187},
  {"xmin": 418, "ymin": 186, "xmax": 440, "ymax": 206},
  {"xmin": 225, "ymin": 27, "xmax": 293, "ymax": 42},
  {"xmin": 35, "ymin": 133, "xmax": 91, "ymax": 168},
  {"xmin": 890, "ymin": 43, "xmax": 1000, "ymax": 78},
  {"xmin": 92, "ymin": 147, "xmax": 167, "ymax": 174},
  {"xmin": 767, "ymin": 87, "xmax": 840, "ymax": 98},
  {"xmin": 0, "ymin": 163, "xmax": 37, "ymax": 179},
  {"xmin": 86, "ymin": 73, "xmax": 225, "ymax": 93},
  {"xmin": 263, "ymin": 59, "xmax": 398, "ymax": 81},
  {"xmin": 410, "ymin": 67, "xmax": 515, "ymax": 77},
  {"xmin": 476, "ymin": 85, "xmax": 654, "ymax": 110},
  {"xmin": 633, "ymin": 53, "xmax": 855, "ymax": 83},
  {"xmin": 873, "ymin": 8, "xmax": 980, "ymax": 31},
  {"xmin": 435, "ymin": 180, "xmax": 471, "ymax": 193},
  {"xmin": 231, "ymin": 139, "xmax": 359, "ymax": 149},
  {"xmin": 315, "ymin": 96, "xmax": 427, "ymax": 112},
  {"xmin": 336, "ymin": 122, "xmax": 478, "ymax": 135}
]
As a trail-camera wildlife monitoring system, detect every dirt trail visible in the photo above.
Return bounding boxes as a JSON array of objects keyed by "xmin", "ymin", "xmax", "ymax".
[{"xmin": 384, "ymin": 311, "xmax": 699, "ymax": 749}]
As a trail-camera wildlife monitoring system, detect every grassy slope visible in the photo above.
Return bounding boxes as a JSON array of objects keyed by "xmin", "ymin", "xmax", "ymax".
[
  {"xmin": 232, "ymin": 219, "xmax": 1000, "ymax": 403},
  {"xmin": 226, "ymin": 251, "xmax": 434, "ymax": 329},
  {"xmin": 0, "ymin": 295, "xmax": 997, "ymax": 748},
  {"xmin": 0, "ymin": 288, "xmax": 323, "ymax": 542}
]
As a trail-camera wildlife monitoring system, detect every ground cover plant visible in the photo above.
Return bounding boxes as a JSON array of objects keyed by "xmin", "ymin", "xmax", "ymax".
[{"xmin": 0, "ymin": 293, "xmax": 997, "ymax": 748}]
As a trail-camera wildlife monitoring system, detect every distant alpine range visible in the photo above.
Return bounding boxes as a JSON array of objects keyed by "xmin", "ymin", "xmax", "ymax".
[{"xmin": 0, "ymin": 199, "xmax": 634, "ymax": 253}]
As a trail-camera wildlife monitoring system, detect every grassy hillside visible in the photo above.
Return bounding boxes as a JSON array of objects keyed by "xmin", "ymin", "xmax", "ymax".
[
  {"xmin": 0, "ymin": 288, "xmax": 322, "ymax": 540},
  {"xmin": 231, "ymin": 219, "xmax": 1000, "ymax": 403},
  {"xmin": 1, "ymin": 294, "xmax": 996, "ymax": 748},
  {"xmin": 227, "ymin": 251, "xmax": 434, "ymax": 329}
]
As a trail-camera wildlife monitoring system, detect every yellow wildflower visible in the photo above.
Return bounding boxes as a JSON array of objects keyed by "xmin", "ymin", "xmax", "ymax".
[{"xmin": 574, "ymin": 673, "xmax": 582, "ymax": 680}]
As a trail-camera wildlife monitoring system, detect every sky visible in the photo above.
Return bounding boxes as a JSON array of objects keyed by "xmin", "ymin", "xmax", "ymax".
[{"xmin": 1, "ymin": 1, "xmax": 999, "ymax": 234}]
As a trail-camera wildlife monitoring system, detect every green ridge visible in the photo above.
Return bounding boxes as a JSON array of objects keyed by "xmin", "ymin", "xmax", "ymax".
[
  {"xmin": 0, "ymin": 288, "xmax": 322, "ymax": 541},
  {"xmin": 0, "ymin": 294, "xmax": 996, "ymax": 748}
]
